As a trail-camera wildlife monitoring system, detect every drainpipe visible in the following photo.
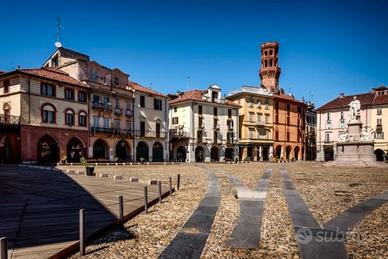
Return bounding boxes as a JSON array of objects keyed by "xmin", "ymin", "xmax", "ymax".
[{"xmin": 87, "ymin": 90, "xmax": 91, "ymax": 158}]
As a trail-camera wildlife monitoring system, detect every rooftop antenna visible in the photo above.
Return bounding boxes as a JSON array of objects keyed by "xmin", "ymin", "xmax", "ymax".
[{"xmin": 55, "ymin": 16, "xmax": 63, "ymax": 48}]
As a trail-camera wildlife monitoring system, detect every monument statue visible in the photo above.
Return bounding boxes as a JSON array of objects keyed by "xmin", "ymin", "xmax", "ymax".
[
  {"xmin": 360, "ymin": 126, "xmax": 374, "ymax": 141},
  {"xmin": 348, "ymin": 96, "xmax": 361, "ymax": 120}
]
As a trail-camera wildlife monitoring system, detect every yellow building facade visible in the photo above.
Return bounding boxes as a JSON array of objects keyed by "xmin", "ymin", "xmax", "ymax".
[{"xmin": 227, "ymin": 86, "xmax": 274, "ymax": 161}]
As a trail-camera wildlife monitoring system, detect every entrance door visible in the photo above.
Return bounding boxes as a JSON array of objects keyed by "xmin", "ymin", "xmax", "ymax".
[
  {"xmin": 195, "ymin": 146, "xmax": 204, "ymax": 162},
  {"xmin": 67, "ymin": 137, "xmax": 84, "ymax": 162},
  {"xmin": 136, "ymin": 141, "xmax": 149, "ymax": 162},
  {"xmin": 38, "ymin": 135, "xmax": 59, "ymax": 164},
  {"xmin": 152, "ymin": 142, "xmax": 163, "ymax": 162}
]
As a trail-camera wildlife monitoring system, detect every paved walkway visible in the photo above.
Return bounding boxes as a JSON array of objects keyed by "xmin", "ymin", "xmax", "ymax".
[
  {"xmin": 227, "ymin": 169, "xmax": 272, "ymax": 248},
  {"xmin": 159, "ymin": 168, "xmax": 221, "ymax": 259},
  {"xmin": 280, "ymin": 168, "xmax": 388, "ymax": 259},
  {"xmin": 0, "ymin": 165, "xmax": 169, "ymax": 259}
]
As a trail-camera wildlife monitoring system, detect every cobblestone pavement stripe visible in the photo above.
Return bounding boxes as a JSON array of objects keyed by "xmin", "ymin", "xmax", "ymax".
[
  {"xmin": 323, "ymin": 191, "xmax": 388, "ymax": 232},
  {"xmin": 280, "ymin": 169, "xmax": 347, "ymax": 259},
  {"xmin": 159, "ymin": 169, "xmax": 220, "ymax": 259},
  {"xmin": 228, "ymin": 168, "xmax": 272, "ymax": 248}
]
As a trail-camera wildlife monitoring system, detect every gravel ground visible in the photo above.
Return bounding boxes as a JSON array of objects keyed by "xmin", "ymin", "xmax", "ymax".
[
  {"xmin": 286, "ymin": 162, "xmax": 388, "ymax": 258},
  {"xmin": 66, "ymin": 162, "xmax": 387, "ymax": 258},
  {"xmin": 69, "ymin": 165, "xmax": 207, "ymax": 259}
]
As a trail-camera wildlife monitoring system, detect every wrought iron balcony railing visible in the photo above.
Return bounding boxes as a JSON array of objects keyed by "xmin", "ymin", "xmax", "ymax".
[
  {"xmin": 134, "ymin": 130, "xmax": 167, "ymax": 138},
  {"xmin": 0, "ymin": 114, "xmax": 20, "ymax": 126},
  {"xmin": 91, "ymin": 127, "xmax": 133, "ymax": 137},
  {"xmin": 169, "ymin": 129, "xmax": 190, "ymax": 138},
  {"xmin": 91, "ymin": 102, "xmax": 112, "ymax": 111},
  {"xmin": 114, "ymin": 108, "xmax": 123, "ymax": 116}
]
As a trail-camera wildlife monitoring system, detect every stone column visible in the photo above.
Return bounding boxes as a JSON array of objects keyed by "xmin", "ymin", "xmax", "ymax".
[
  {"xmin": 88, "ymin": 146, "xmax": 93, "ymax": 158},
  {"xmin": 269, "ymin": 145, "xmax": 273, "ymax": 160},
  {"xmin": 259, "ymin": 146, "xmax": 263, "ymax": 161},
  {"xmin": 280, "ymin": 146, "xmax": 284, "ymax": 160},
  {"xmin": 253, "ymin": 146, "xmax": 258, "ymax": 161}
]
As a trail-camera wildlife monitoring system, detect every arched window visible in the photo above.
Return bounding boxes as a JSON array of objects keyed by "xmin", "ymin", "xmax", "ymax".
[
  {"xmin": 41, "ymin": 103, "xmax": 56, "ymax": 123},
  {"xmin": 64, "ymin": 109, "xmax": 75, "ymax": 126},
  {"xmin": 79, "ymin": 111, "xmax": 87, "ymax": 127}
]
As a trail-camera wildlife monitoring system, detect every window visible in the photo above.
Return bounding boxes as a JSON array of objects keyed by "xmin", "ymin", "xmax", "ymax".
[
  {"xmin": 154, "ymin": 98, "xmax": 163, "ymax": 110},
  {"xmin": 199, "ymin": 117, "xmax": 203, "ymax": 127},
  {"xmin": 103, "ymin": 96, "xmax": 110, "ymax": 105},
  {"xmin": 375, "ymin": 132, "xmax": 384, "ymax": 139},
  {"xmin": 228, "ymin": 109, "xmax": 232, "ymax": 118},
  {"xmin": 90, "ymin": 70, "xmax": 98, "ymax": 82},
  {"xmin": 65, "ymin": 109, "xmax": 74, "ymax": 125},
  {"xmin": 156, "ymin": 123, "xmax": 161, "ymax": 138},
  {"xmin": 275, "ymin": 131, "xmax": 279, "ymax": 140},
  {"xmin": 213, "ymin": 107, "xmax": 217, "ymax": 116},
  {"xmin": 327, "ymin": 112, "xmax": 331, "ymax": 121},
  {"xmin": 265, "ymin": 114, "xmax": 270, "ymax": 123},
  {"xmin": 199, "ymin": 105, "xmax": 203, "ymax": 115},
  {"xmin": 325, "ymin": 133, "xmax": 330, "ymax": 142},
  {"xmin": 126, "ymin": 121, "xmax": 132, "ymax": 130},
  {"xmin": 257, "ymin": 113, "xmax": 262, "ymax": 122},
  {"xmin": 174, "ymin": 107, "xmax": 177, "ymax": 112},
  {"xmin": 3, "ymin": 79, "xmax": 9, "ymax": 94},
  {"xmin": 197, "ymin": 130, "xmax": 203, "ymax": 141},
  {"xmin": 93, "ymin": 116, "xmax": 99, "ymax": 127},
  {"xmin": 41, "ymin": 104, "xmax": 56, "ymax": 123},
  {"xmin": 377, "ymin": 108, "xmax": 382, "ymax": 115},
  {"xmin": 249, "ymin": 112, "xmax": 255, "ymax": 122},
  {"xmin": 115, "ymin": 98, "xmax": 120, "ymax": 108},
  {"xmin": 340, "ymin": 111, "xmax": 344, "ymax": 120},
  {"xmin": 140, "ymin": 121, "xmax": 145, "ymax": 136},
  {"xmin": 286, "ymin": 104, "xmax": 291, "ymax": 114},
  {"xmin": 79, "ymin": 112, "xmax": 87, "ymax": 127},
  {"xmin": 264, "ymin": 99, "xmax": 269, "ymax": 109},
  {"xmin": 275, "ymin": 102, "xmax": 279, "ymax": 110},
  {"xmin": 275, "ymin": 115, "xmax": 279, "ymax": 124},
  {"xmin": 64, "ymin": 88, "xmax": 74, "ymax": 100},
  {"xmin": 172, "ymin": 117, "xmax": 179, "ymax": 125},
  {"xmin": 92, "ymin": 95, "xmax": 100, "ymax": 103},
  {"xmin": 114, "ymin": 76, "xmax": 120, "ymax": 85},
  {"xmin": 103, "ymin": 118, "xmax": 110, "ymax": 129},
  {"xmin": 41, "ymin": 83, "xmax": 55, "ymax": 97},
  {"xmin": 140, "ymin": 95, "xmax": 145, "ymax": 108},
  {"xmin": 269, "ymin": 59, "xmax": 273, "ymax": 66},
  {"xmin": 213, "ymin": 131, "xmax": 218, "ymax": 142},
  {"xmin": 287, "ymin": 117, "xmax": 290, "ymax": 125},
  {"xmin": 78, "ymin": 91, "xmax": 87, "ymax": 102},
  {"xmin": 377, "ymin": 118, "xmax": 382, "ymax": 125},
  {"xmin": 287, "ymin": 132, "xmax": 290, "ymax": 141},
  {"xmin": 297, "ymin": 106, "xmax": 302, "ymax": 114}
]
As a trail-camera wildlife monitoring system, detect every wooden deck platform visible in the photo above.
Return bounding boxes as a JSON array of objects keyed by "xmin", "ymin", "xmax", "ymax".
[{"xmin": 0, "ymin": 166, "xmax": 171, "ymax": 259}]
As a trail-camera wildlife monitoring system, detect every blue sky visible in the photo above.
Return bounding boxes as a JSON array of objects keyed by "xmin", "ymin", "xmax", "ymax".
[{"xmin": 0, "ymin": 0, "xmax": 387, "ymax": 106}]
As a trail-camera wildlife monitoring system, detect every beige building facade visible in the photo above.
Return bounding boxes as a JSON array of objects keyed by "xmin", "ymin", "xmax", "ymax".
[
  {"xmin": 169, "ymin": 85, "xmax": 239, "ymax": 162},
  {"xmin": 44, "ymin": 47, "xmax": 135, "ymax": 161},
  {"xmin": 227, "ymin": 86, "xmax": 274, "ymax": 161}
]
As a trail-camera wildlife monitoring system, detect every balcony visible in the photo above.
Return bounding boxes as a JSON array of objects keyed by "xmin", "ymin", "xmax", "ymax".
[
  {"xmin": 170, "ymin": 129, "xmax": 189, "ymax": 138},
  {"xmin": 114, "ymin": 108, "xmax": 123, "ymax": 116},
  {"xmin": 125, "ymin": 109, "xmax": 133, "ymax": 117},
  {"xmin": 0, "ymin": 114, "xmax": 20, "ymax": 127},
  {"xmin": 245, "ymin": 120, "xmax": 265, "ymax": 127},
  {"xmin": 376, "ymin": 124, "xmax": 383, "ymax": 132},
  {"xmin": 91, "ymin": 127, "xmax": 134, "ymax": 137},
  {"xmin": 92, "ymin": 102, "xmax": 112, "ymax": 112},
  {"xmin": 134, "ymin": 130, "xmax": 167, "ymax": 138}
]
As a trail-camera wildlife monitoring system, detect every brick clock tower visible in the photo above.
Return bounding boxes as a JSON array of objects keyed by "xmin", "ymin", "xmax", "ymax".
[{"xmin": 259, "ymin": 42, "xmax": 281, "ymax": 92}]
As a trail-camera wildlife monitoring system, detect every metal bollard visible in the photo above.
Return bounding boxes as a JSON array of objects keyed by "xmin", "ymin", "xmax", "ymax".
[
  {"xmin": 0, "ymin": 237, "xmax": 7, "ymax": 259},
  {"xmin": 119, "ymin": 196, "xmax": 124, "ymax": 223},
  {"xmin": 177, "ymin": 174, "xmax": 180, "ymax": 191},
  {"xmin": 169, "ymin": 177, "xmax": 172, "ymax": 195},
  {"xmin": 158, "ymin": 181, "xmax": 162, "ymax": 203},
  {"xmin": 79, "ymin": 209, "xmax": 85, "ymax": 256},
  {"xmin": 144, "ymin": 186, "xmax": 148, "ymax": 213}
]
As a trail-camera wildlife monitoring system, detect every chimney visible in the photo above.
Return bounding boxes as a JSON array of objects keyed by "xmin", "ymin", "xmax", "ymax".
[{"xmin": 339, "ymin": 93, "xmax": 344, "ymax": 99}]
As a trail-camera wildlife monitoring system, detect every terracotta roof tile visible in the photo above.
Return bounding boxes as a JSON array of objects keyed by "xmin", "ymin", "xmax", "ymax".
[
  {"xmin": 316, "ymin": 93, "xmax": 375, "ymax": 111},
  {"xmin": 128, "ymin": 81, "xmax": 167, "ymax": 98},
  {"xmin": 18, "ymin": 67, "xmax": 87, "ymax": 88},
  {"xmin": 372, "ymin": 94, "xmax": 388, "ymax": 105},
  {"xmin": 169, "ymin": 89, "xmax": 240, "ymax": 107}
]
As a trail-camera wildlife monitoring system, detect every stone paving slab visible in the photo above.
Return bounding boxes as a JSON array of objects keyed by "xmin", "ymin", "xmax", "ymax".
[
  {"xmin": 159, "ymin": 169, "xmax": 221, "ymax": 259},
  {"xmin": 228, "ymin": 168, "xmax": 272, "ymax": 248}
]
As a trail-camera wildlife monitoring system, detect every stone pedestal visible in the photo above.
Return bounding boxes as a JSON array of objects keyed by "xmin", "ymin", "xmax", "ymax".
[{"xmin": 335, "ymin": 118, "xmax": 376, "ymax": 164}]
